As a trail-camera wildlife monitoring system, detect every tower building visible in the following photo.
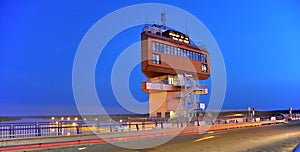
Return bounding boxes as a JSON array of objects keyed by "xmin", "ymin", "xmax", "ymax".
[{"xmin": 141, "ymin": 15, "xmax": 210, "ymax": 118}]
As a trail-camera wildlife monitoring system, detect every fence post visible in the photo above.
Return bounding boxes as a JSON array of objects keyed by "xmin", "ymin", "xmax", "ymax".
[
  {"xmin": 129, "ymin": 122, "xmax": 131, "ymax": 130},
  {"xmin": 161, "ymin": 122, "xmax": 163, "ymax": 129},
  {"xmin": 36, "ymin": 123, "xmax": 41, "ymax": 136},
  {"xmin": 9, "ymin": 125, "xmax": 14, "ymax": 138},
  {"xmin": 136, "ymin": 124, "xmax": 139, "ymax": 131},
  {"xmin": 57, "ymin": 122, "xmax": 62, "ymax": 135},
  {"xmin": 76, "ymin": 123, "xmax": 81, "ymax": 134},
  {"xmin": 142, "ymin": 122, "xmax": 145, "ymax": 130}
]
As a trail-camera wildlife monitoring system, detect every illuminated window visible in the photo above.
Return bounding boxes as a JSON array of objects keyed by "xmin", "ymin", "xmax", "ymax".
[
  {"xmin": 181, "ymin": 49, "xmax": 184, "ymax": 57},
  {"xmin": 150, "ymin": 41, "xmax": 207, "ymax": 62},
  {"xmin": 183, "ymin": 50, "xmax": 187, "ymax": 58},
  {"xmin": 202, "ymin": 64, "xmax": 207, "ymax": 72},
  {"xmin": 174, "ymin": 48, "xmax": 177, "ymax": 56},
  {"xmin": 200, "ymin": 54, "xmax": 207, "ymax": 63},
  {"xmin": 152, "ymin": 42, "xmax": 155, "ymax": 51},
  {"xmin": 167, "ymin": 46, "xmax": 171, "ymax": 55},
  {"xmin": 192, "ymin": 52, "xmax": 196, "ymax": 60},
  {"xmin": 155, "ymin": 42, "xmax": 159, "ymax": 52},
  {"xmin": 152, "ymin": 54, "xmax": 161, "ymax": 64},
  {"xmin": 158, "ymin": 43, "xmax": 162, "ymax": 52},
  {"xmin": 168, "ymin": 77, "xmax": 174, "ymax": 84},
  {"xmin": 196, "ymin": 53, "xmax": 199, "ymax": 61},
  {"xmin": 163, "ymin": 44, "xmax": 166, "ymax": 54},
  {"xmin": 200, "ymin": 54, "xmax": 204, "ymax": 62},
  {"xmin": 164, "ymin": 45, "xmax": 172, "ymax": 54}
]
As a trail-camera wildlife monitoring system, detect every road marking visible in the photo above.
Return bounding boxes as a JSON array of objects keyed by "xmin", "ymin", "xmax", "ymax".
[
  {"xmin": 193, "ymin": 136, "xmax": 214, "ymax": 142},
  {"xmin": 78, "ymin": 147, "xmax": 86, "ymax": 150}
]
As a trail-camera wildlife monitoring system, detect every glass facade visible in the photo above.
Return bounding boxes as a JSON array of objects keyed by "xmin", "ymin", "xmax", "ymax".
[{"xmin": 152, "ymin": 41, "xmax": 208, "ymax": 63}]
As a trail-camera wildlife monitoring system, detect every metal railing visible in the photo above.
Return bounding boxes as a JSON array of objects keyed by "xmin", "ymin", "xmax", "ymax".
[
  {"xmin": 0, "ymin": 120, "xmax": 171, "ymax": 139},
  {"xmin": 0, "ymin": 115, "xmax": 294, "ymax": 140}
]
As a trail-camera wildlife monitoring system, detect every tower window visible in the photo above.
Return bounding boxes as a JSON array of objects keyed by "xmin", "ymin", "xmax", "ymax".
[
  {"xmin": 202, "ymin": 64, "xmax": 207, "ymax": 72},
  {"xmin": 152, "ymin": 41, "xmax": 156, "ymax": 51},
  {"xmin": 152, "ymin": 54, "xmax": 161, "ymax": 64}
]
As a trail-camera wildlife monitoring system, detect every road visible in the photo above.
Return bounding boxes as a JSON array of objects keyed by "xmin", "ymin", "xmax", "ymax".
[{"xmin": 30, "ymin": 121, "xmax": 300, "ymax": 152}]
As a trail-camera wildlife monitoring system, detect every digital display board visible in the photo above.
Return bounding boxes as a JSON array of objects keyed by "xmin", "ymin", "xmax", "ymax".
[{"xmin": 162, "ymin": 30, "xmax": 190, "ymax": 44}]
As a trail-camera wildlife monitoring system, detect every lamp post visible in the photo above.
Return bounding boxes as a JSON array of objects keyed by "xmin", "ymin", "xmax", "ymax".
[
  {"xmin": 248, "ymin": 106, "xmax": 251, "ymax": 118},
  {"xmin": 252, "ymin": 106, "xmax": 255, "ymax": 121}
]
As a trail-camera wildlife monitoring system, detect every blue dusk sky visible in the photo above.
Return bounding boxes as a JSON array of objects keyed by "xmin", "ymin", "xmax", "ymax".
[{"xmin": 1, "ymin": 1, "xmax": 300, "ymax": 116}]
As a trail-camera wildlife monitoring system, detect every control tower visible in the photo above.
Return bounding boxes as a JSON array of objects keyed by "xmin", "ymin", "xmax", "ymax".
[{"xmin": 141, "ymin": 14, "xmax": 210, "ymax": 119}]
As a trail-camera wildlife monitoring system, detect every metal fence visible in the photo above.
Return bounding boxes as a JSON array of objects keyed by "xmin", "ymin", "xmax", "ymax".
[
  {"xmin": 0, "ymin": 122, "xmax": 81, "ymax": 139},
  {"xmin": 0, "ymin": 120, "xmax": 172, "ymax": 139},
  {"xmin": 1, "ymin": 115, "xmax": 297, "ymax": 140}
]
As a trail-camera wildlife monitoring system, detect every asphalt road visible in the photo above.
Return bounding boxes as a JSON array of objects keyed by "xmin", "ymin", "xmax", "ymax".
[{"xmin": 40, "ymin": 121, "xmax": 300, "ymax": 152}]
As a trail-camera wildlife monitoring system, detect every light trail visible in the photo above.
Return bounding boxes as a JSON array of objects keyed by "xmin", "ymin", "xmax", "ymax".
[
  {"xmin": 193, "ymin": 136, "xmax": 214, "ymax": 142},
  {"xmin": 0, "ymin": 129, "xmax": 203, "ymax": 151}
]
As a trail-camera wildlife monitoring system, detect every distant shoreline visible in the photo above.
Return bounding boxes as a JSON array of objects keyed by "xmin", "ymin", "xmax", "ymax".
[
  {"xmin": 1, "ymin": 109, "xmax": 299, "ymax": 123},
  {"xmin": 0, "ymin": 116, "xmax": 22, "ymax": 122}
]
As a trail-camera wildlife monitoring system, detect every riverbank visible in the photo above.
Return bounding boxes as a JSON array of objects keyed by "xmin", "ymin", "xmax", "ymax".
[{"xmin": 0, "ymin": 117, "xmax": 22, "ymax": 123}]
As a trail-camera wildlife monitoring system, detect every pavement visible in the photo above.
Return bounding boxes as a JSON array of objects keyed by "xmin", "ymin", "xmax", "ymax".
[
  {"xmin": 48, "ymin": 120, "xmax": 300, "ymax": 152},
  {"xmin": 0, "ymin": 119, "xmax": 287, "ymax": 151}
]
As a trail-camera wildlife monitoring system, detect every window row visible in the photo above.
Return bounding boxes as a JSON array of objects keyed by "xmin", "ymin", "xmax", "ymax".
[
  {"xmin": 152, "ymin": 41, "xmax": 207, "ymax": 63},
  {"xmin": 152, "ymin": 53, "xmax": 208, "ymax": 73}
]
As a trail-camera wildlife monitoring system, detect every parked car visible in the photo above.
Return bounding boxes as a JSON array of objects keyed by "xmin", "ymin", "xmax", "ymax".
[{"xmin": 270, "ymin": 113, "xmax": 285, "ymax": 120}]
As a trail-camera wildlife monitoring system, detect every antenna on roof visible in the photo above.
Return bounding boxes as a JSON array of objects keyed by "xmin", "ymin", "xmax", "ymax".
[
  {"xmin": 185, "ymin": 20, "xmax": 189, "ymax": 36},
  {"xmin": 161, "ymin": 12, "xmax": 166, "ymax": 28}
]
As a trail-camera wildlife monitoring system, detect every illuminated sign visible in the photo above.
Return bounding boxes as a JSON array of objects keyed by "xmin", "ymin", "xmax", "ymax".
[
  {"xmin": 146, "ymin": 82, "xmax": 173, "ymax": 90},
  {"xmin": 199, "ymin": 103, "xmax": 205, "ymax": 110},
  {"xmin": 163, "ymin": 30, "xmax": 190, "ymax": 44}
]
